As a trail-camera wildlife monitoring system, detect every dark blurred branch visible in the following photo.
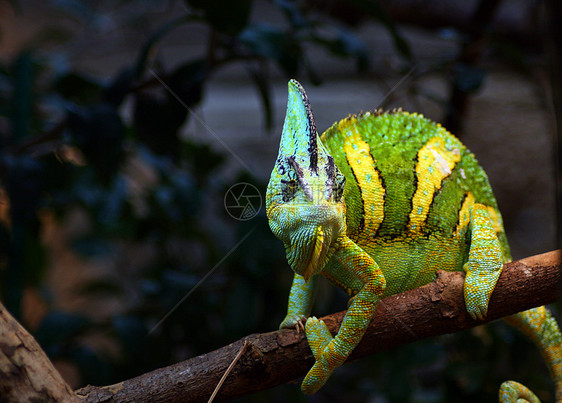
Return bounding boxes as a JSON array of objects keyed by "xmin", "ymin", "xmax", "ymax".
[
  {"xmin": 545, "ymin": 0, "xmax": 562, "ymax": 250},
  {"xmin": 383, "ymin": 0, "xmax": 538, "ymax": 46},
  {"xmin": 74, "ymin": 250, "xmax": 561, "ymax": 402},
  {"xmin": 443, "ymin": 0, "xmax": 502, "ymax": 134},
  {"xmin": 323, "ymin": 0, "xmax": 538, "ymax": 46},
  {"xmin": 12, "ymin": 119, "xmax": 67, "ymax": 154}
]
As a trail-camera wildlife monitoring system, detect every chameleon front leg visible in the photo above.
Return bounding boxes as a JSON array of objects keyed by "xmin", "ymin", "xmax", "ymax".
[
  {"xmin": 301, "ymin": 235, "xmax": 386, "ymax": 394},
  {"xmin": 280, "ymin": 273, "xmax": 317, "ymax": 330},
  {"xmin": 463, "ymin": 202, "xmax": 504, "ymax": 320}
]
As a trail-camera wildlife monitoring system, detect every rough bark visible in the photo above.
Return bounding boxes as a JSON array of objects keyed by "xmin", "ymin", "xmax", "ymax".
[
  {"xmin": 0, "ymin": 300, "xmax": 78, "ymax": 402},
  {"xmin": 75, "ymin": 250, "xmax": 562, "ymax": 403}
]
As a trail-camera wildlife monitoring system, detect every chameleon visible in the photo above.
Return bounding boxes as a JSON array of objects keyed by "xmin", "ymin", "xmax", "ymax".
[{"xmin": 265, "ymin": 79, "xmax": 562, "ymax": 402}]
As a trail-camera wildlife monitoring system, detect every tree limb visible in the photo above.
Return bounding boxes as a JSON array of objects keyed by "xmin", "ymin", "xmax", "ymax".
[
  {"xmin": 74, "ymin": 250, "xmax": 562, "ymax": 403},
  {"xmin": 0, "ymin": 298, "xmax": 78, "ymax": 402},
  {"xmin": 0, "ymin": 251, "xmax": 559, "ymax": 402}
]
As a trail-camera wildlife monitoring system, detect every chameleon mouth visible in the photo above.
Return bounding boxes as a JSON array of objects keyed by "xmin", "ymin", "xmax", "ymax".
[{"xmin": 303, "ymin": 226, "xmax": 325, "ymax": 282}]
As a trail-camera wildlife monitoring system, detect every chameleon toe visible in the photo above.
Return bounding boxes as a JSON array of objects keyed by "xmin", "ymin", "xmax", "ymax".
[{"xmin": 305, "ymin": 317, "xmax": 333, "ymax": 359}]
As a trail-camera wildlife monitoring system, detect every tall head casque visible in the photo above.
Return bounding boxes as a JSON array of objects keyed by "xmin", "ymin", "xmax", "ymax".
[{"xmin": 266, "ymin": 80, "xmax": 347, "ymax": 280}]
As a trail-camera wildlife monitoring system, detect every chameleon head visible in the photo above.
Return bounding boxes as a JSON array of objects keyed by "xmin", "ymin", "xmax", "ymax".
[{"xmin": 266, "ymin": 80, "xmax": 347, "ymax": 281}]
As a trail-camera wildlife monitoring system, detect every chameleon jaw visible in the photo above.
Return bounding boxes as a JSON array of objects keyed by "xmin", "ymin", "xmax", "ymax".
[
  {"xmin": 267, "ymin": 203, "xmax": 345, "ymax": 279},
  {"xmin": 303, "ymin": 226, "xmax": 325, "ymax": 282}
]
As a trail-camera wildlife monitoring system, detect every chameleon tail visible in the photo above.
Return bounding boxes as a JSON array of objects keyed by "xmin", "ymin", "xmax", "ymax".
[{"xmin": 501, "ymin": 306, "xmax": 562, "ymax": 402}]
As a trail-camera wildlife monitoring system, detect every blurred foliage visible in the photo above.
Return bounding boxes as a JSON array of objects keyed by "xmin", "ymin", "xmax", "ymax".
[{"xmin": 0, "ymin": 0, "xmax": 553, "ymax": 402}]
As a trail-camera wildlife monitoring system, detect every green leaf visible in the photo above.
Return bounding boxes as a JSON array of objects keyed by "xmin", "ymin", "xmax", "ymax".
[
  {"xmin": 11, "ymin": 51, "xmax": 35, "ymax": 141},
  {"xmin": 25, "ymin": 26, "xmax": 74, "ymax": 50},
  {"xmin": 349, "ymin": 0, "xmax": 413, "ymax": 62},
  {"xmin": 246, "ymin": 65, "xmax": 273, "ymax": 131},
  {"xmin": 0, "ymin": 222, "xmax": 9, "ymax": 255},
  {"xmin": 301, "ymin": 53, "xmax": 322, "ymax": 86},
  {"xmin": 79, "ymin": 279, "xmax": 123, "ymax": 296},
  {"xmin": 273, "ymin": 0, "xmax": 308, "ymax": 29},
  {"xmin": 169, "ymin": 171, "xmax": 198, "ymax": 213},
  {"xmin": 22, "ymin": 231, "xmax": 47, "ymax": 286},
  {"xmin": 113, "ymin": 315, "xmax": 147, "ymax": 357},
  {"xmin": 66, "ymin": 103, "xmax": 125, "ymax": 181},
  {"xmin": 133, "ymin": 92, "xmax": 187, "ymax": 157},
  {"xmin": 103, "ymin": 67, "xmax": 136, "ymax": 106},
  {"xmin": 181, "ymin": 140, "xmax": 225, "ymax": 182},
  {"xmin": 454, "ymin": 63, "xmax": 486, "ymax": 94},
  {"xmin": 166, "ymin": 59, "xmax": 209, "ymax": 109},
  {"xmin": 5, "ymin": 0, "xmax": 21, "ymax": 13},
  {"xmin": 35, "ymin": 311, "xmax": 90, "ymax": 349},
  {"xmin": 185, "ymin": 0, "xmax": 253, "ymax": 35},
  {"xmin": 313, "ymin": 26, "xmax": 370, "ymax": 71},
  {"xmin": 52, "ymin": 72, "xmax": 102, "ymax": 104},
  {"xmin": 3, "ymin": 155, "xmax": 44, "ymax": 222},
  {"xmin": 135, "ymin": 15, "xmax": 197, "ymax": 78},
  {"xmin": 69, "ymin": 345, "xmax": 111, "ymax": 385},
  {"xmin": 99, "ymin": 175, "xmax": 128, "ymax": 228},
  {"xmin": 0, "ymin": 71, "xmax": 10, "ymax": 118},
  {"xmin": 239, "ymin": 24, "xmax": 300, "ymax": 76}
]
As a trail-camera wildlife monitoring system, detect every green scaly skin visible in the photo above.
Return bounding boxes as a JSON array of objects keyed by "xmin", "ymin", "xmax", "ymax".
[{"xmin": 266, "ymin": 80, "xmax": 562, "ymax": 401}]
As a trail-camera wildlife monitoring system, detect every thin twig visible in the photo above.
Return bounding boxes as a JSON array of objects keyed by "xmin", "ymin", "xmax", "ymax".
[{"xmin": 208, "ymin": 340, "xmax": 250, "ymax": 403}]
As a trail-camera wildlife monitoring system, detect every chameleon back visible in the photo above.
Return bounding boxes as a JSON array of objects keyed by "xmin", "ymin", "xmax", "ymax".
[{"xmin": 320, "ymin": 110, "xmax": 511, "ymax": 295}]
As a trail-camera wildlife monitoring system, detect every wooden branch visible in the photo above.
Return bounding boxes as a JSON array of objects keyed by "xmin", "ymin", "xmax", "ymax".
[
  {"xmin": 0, "ymin": 301, "xmax": 78, "ymax": 402},
  {"xmin": 75, "ymin": 250, "xmax": 562, "ymax": 403},
  {"xmin": 0, "ymin": 251, "xmax": 559, "ymax": 401}
]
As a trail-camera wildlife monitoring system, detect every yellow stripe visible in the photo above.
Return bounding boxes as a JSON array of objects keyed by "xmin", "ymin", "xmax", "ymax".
[
  {"xmin": 486, "ymin": 206, "xmax": 503, "ymax": 234},
  {"xmin": 409, "ymin": 136, "xmax": 461, "ymax": 233},
  {"xmin": 454, "ymin": 193, "xmax": 503, "ymax": 242},
  {"xmin": 341, "ymin": 120, "xmax": 385, "ymax": 238}
]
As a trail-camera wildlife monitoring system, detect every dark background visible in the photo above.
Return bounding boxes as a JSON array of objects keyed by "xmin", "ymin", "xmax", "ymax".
[{"xmin": 0, "ymin": 0, "xmax": 559, "ymax": 401}]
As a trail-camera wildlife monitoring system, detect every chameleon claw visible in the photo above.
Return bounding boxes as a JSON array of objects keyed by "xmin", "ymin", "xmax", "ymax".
[
  {"xmin": 466, "ymin": 300, "xmax": 488, "ymax": 321},
  {"xmin": 295, "ymin": 317, "xmax": 306, "ymax": 334},
  {"xmin": 279, "ymin": 314, "xmax": 308, "ymax": 330}
]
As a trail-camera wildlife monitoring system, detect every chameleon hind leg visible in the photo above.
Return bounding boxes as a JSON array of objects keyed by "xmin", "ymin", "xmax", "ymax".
[
  {"xmin": 301, "ymin": 235, "xmax": 386, "ymax": 394},
  {"xmin": 500, "ymin": 306, "xmax": 562, "ymax": 403},
  {"xmin": 464, "ymin": 204, "xmax": 562, "ymax": 401},
  {"xmin": 463, "ymin": 202, "xmax": 504, "ymax": 320}
]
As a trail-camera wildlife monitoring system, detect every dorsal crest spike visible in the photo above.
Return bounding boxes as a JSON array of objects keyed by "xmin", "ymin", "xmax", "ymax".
[{"xmin": 285, "ymin": 79, "xmax": 318, "ymax": 172}]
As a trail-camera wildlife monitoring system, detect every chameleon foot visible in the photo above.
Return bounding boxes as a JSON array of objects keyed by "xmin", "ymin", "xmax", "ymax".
[
  {"xmin": 301, "ymin": 317, "xmax": 335, "ymax": 394},
  {"xmin": 464, "ymin": 269, "xmax": 501, "ymax": 321},
  {"xmin": 279, "ymin": 313, "xmax": 307, "ymax": 332},
  {"xmin": 305, "ymin": 317, "xmax": 333, "ymax": 359}
]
